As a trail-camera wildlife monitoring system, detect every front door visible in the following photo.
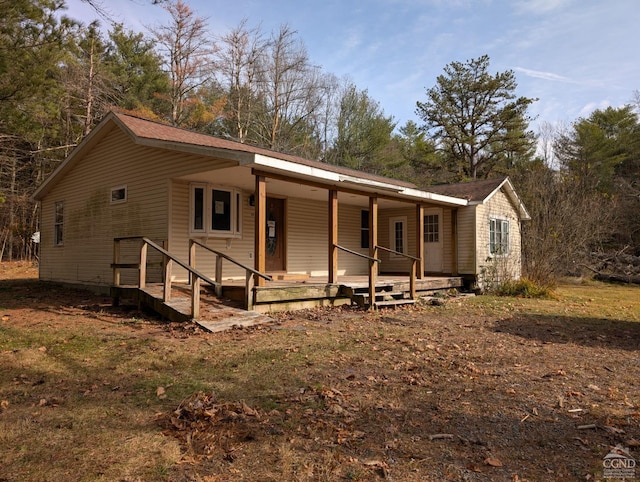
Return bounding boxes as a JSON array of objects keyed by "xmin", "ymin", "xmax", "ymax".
[
  {"xmin": 265, "ymin": 197, "xmax": 285, "ymax": 272},
  {"xmin": 424, "ymin": 208, "xmax": 443, "ymax": 273}
]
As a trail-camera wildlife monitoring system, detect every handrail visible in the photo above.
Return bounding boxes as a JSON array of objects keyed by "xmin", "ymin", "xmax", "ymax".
[
  {"xmin": 375, "ymin": 244, "xmax": 418, "ymax": 302},
  {"xmin": 141, "ymin": 237, "xmax": 218, "ymax": 286},
  {"xmin": 334, "ymin": 244, "xmax": 381, "ymax": 263},
  {"xmin": 375, "ymin": 245, "xmax": 421, "ymax": 261},
  {"xmin": 190, "ymin": 239, "xmax": 272, "ymax": 281},
  {"xmin": 112, "ymin": 236, "xmax": 219, "ymax": 320}
]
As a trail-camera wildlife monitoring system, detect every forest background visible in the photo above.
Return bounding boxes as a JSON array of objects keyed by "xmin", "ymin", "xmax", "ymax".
[{"xmin": 1, "ymin": 0, "xmax": 639, "ymax": 285}]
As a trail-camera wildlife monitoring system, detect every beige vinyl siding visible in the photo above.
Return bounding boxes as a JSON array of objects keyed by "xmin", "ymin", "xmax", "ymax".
[
  {"xmin": 39, "ymin": 127, "xmax": 235, "ymax": 286},
  {"xmin": 475, "ymin": 189, "xmax": 523, "ymax": 285},
  {"xmin": 378, "ymin": 207, "xmax": 419, "ymax": 274},
  {"xmin": 456, "ymin": 206, "xmax": 477, "ymax": 274},
  {"xmin": 169, "ymin": 181, "xmax": 256, "ymax": 281},
  {"xmin": 286, "ymin": 197, "xmax": 329, "ymax": 276},
  {"xmin": 440, "ymin": 208, "xmax": 454, "ymax": 274},
  {"xmin": 380, "ymin": 205, "xmax": 464, "ymax": 274},
  {"xmin": 167, "ymin": 192, "xmax": 368, "ymax": 280},
  {"xmin": 337, "ymin": 203, "xmax": 369, "ymax": 275}
]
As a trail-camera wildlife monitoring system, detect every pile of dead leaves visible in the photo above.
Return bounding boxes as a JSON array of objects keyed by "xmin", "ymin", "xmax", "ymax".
[
  {"xmin": 158, "ymin": 387, "xmax": 392, "ymax": 480},
  {"xmin": 157, "ymin": 392, "xmax": 268, "ymax": 463}
]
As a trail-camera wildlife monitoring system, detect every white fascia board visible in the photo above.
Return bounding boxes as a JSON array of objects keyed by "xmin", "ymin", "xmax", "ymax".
[
  {"xmin": 253, "ymin": 154, "xmax": 342, "ymax": 182},
  {"xmin": 253, "ymin": 154, "xmax": 468, "ymax": 206},
  {"xmin": 398, "ymin": 186, "xmax": 468, "ymax": 206}
]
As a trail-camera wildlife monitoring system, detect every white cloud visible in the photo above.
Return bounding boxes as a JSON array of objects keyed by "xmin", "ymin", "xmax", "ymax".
[
  {"xmin": 513, "ymin": 0, "xmax": 572, "ymax": 15},
  {"xmin": 513, "ymin": 67, "xmax": 574, "ymax": 83}
]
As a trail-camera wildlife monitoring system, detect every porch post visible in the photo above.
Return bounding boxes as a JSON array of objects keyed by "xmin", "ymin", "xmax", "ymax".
[
  {"xmin": 254, "ymin": 174, "xmax": 267, "ymax": 287},
  {"xmin": 451, "ymin": 208, "xmax": 459, "ymax": 275},
  {"xmin": 368, "ymin": 197, "xmax": 378, "ymax": 309},
  {"xmin": 328, "ymin": 189, "xmax": 338, "ymax": 283},
  {"xmin": 416, "ymin": 204, "xmax": 424, "ymax": 279}
]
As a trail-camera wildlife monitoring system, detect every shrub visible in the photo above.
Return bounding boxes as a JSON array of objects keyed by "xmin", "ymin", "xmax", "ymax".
[{"xmin": 494, "ymin": 277, "xmax": 555, "ymax": 298}]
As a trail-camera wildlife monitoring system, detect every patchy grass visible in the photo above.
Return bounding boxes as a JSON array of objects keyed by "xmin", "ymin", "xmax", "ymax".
[{"xmin": 0, "ymin": 262, "xmax": 639, "ymax": 481}]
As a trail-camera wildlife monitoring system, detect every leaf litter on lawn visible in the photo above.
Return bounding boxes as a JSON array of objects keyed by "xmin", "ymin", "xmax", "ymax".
[{"xmin": 2, "ymin": 263, "xmax": 640, "ymax": 481}]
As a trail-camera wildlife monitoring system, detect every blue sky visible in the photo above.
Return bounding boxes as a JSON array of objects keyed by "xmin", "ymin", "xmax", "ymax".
[{"xmin": 65, "ymin": 0, "xmax": 639, "ymax": 133}]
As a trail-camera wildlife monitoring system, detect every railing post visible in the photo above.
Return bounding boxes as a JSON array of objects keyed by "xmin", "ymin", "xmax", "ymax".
[
  {"xmin": 410, "ymin": 260, "xmax": 417, "ymax": 299},
  {"xmin": 192, "ymin": 276, "xmax": 200, "ymax": 319},
  {"xmin": 215, "ymin": 255, "xmax": 223, "ymax": 297},
  {"xmin": 139, "ymin": 241, "xmax": 148, "ymax": 289},
  {"xmin": 113, "ymin": 238, "xmax": 121, "ymax": 287},
  {"xmin": 245, "ymin": 270, "xmax": 255, "ymax": 310},
  {"xmin": 188, "ymin": 239, "xmax": 196, "ymax": 286},
  {"xmin": 163, "ymin": 255, "xmax": 172, "ymax": 302}
]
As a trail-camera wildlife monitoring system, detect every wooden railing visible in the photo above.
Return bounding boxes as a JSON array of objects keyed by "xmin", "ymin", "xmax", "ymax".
[
  {"xmin": 112, "ymin": 236, "xmax": 271, "ymax": 318},
  {"xmin": 334, "ymin": 244, "xmax": 381, "ymax": 309},
  {"xmin": 113, "ymin": 236, "xmax": 216, "ymax": 318},
  {"xmin": 334, "ymin": 244, "xmax": 382, "ymax": 264},
  {"xmin": 189, "ymin": 239, "xmax": 272, "ymax": 310},
  {"xmin": 375, "ymin": 245, "xmax": 419, "ymax": 300}
]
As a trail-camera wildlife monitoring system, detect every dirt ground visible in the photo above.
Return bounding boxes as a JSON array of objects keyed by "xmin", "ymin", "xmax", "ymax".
[{"xmin": 1, "ymin": 261, "xmax": 639, "ymax": 481}]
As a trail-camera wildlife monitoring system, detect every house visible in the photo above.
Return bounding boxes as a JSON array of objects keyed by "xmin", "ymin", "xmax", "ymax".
[
  {"xmin": 32, "ymin": 112, "xmax": 529, "ymax": 318},
  {"xmin": 426, "ymin": 177, "xmax": 531, "ymax": 290}
]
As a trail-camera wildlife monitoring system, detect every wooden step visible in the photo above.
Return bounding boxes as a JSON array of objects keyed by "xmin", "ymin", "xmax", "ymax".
[
  {"xmin": 375, "ymin": 299, "xmax": 416, "ymax": 308},
  {"xmin": 195, "ymin": 308, "xmax": 273, "ymax": 333}
]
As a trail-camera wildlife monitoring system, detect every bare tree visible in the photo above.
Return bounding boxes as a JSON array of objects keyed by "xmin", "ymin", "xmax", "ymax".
[
  {"xmin": 254, "ymin": 25, "xmax": 326, "ymax": 155},
  {"xmin": 215, "ymin": 19, "xmax": 266, "ymax": 143},
  {"xmin": 150, "ymin": 0, "xmax": 212, "ymax": 126}
]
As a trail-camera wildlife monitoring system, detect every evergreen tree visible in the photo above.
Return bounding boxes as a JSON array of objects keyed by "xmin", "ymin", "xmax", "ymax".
[{"xmin": 416, "ymin": 55, "xmax": 537, "ymax": 180}]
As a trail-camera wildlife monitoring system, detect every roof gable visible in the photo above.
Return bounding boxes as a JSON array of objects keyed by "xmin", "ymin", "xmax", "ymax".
[{"xmin": 427, "ymin": 177, "xmax": 531, "ymax": 220}]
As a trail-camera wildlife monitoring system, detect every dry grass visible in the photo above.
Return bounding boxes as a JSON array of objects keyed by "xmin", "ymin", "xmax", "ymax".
[{"xmin": 1, "ymin": 263, "xmax": 639, "ymax": 481}]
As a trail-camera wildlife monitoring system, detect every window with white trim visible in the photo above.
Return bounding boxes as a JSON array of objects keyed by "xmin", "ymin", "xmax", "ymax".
[
  {"xmin": 190, "ymin": 183, "xmax": 242, "ymax": 237},
  {"xmin": 110, "ymin": 185, "xmax": 127, "ymax": 204},
  {"xmin": 389, "ymin": 216, "xmax": 407, "ymax": 256},
  {"xmin": 424, "ymin": 214, "xmax": 439, "ymax": 243},
  {"xmin": 54, "ymin": 201, "xmax": 64, "ymax": 246},
  {"xmin": 489, "ymin": 218, "xmax": 510, "ymax": 255}
]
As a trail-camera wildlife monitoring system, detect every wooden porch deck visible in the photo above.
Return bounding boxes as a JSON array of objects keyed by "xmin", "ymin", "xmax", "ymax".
[
  {"xmin": 112, "ymin": 274, "xmax": 463, "ymax": 332},
  {"xmin": 204, "ymin": 274, "xmax": 464, "ymax": 314}
]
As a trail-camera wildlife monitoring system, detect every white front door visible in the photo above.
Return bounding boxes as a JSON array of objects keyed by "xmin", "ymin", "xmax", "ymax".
[{"xmin": 424, "ymin": 208, "xmax": 443, "ymax": 272}]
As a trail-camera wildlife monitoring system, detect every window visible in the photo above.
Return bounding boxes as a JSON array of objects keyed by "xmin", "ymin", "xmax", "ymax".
[
  {"xmin": 489, "ymin": 218, "xmax": 510, "ymax": 255},
  {"xmin": 190, "ymin": 184, "xmax": 242, "ymax": 237},
  {"xmin": 424, "ymin": 214, "xmax": 439, "ymax": 243},
  {"xmin": 110, "ymin": 185, "xmax": 127, "ymax": 204},
  {"xmin": 389, "ymin": 216, "xmax": 407, "ymax": 256},
  {"xmin": 54, "ymin": 201, "xmax": 64, "ymax": 246},
  {"xmin": 360, "ymin": 210, "xmax": 369, "ymax": 248}
]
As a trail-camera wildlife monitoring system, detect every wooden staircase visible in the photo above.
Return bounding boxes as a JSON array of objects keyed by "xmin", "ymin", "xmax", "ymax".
[
  {"xmin": 136, "ymin": 283, "xmax": 274, "ymax": 332},
  {"xmin": 341, "ymin": 282, "xmax": 417, "ymax": 309}
]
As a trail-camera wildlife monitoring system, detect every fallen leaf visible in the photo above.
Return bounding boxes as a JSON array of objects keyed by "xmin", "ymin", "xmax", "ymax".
[
  {"xmin": 484, "ymin": 457, "xmax": 503, "ymax": 467},
  {"xmin": 156, "ymin": 386, "xmax": 166, "ymax": 399},
  {"xmin": 1, "ymin": 315, "xmax": 9, "ymax": 322},
  {"xmin": 0, "ymin": 400, "xmax": 8, "ymax": 411},
  {"xmin": 626, "ymin": 439, "xmax": 640, "ymax": 447}
]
